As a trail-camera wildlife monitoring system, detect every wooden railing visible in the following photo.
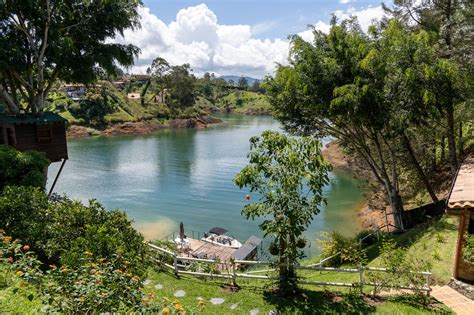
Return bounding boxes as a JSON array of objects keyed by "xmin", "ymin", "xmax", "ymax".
[{"xmin": 147, "ymin": 243, "xmax": 432, "ymax": 295}]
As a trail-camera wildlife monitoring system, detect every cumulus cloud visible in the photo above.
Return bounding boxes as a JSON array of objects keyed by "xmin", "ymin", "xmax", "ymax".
[
  {"xmin": 116, "ymin": 3, "xmax": 385, "ymax": 78},
  {"xmin": 298, "ymin": 5, "xmax": 385, "ymax": 43},
  {"xmin": 115, "ymin": 4, "xmax": 288, "ymax": 78},
  {"xmin": 340, "ymin": 0, "xmax": 352, "ymax": 4}
]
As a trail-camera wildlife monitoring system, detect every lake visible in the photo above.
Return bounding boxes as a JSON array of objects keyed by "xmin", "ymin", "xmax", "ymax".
[{"xmin": 47, "ymin": 114, "xmax": 365, "ymax": 255}]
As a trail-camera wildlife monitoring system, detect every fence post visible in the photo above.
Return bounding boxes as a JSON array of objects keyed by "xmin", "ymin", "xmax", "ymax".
[
  {"xmin": 426, "ymin": 274, "xmax": 431, "ymax": 297},
  {"xmin": 174, "ymin": 253, "xmax": 178, "ymax": 277},
  {"xmin": 358, "ymin": 266, "xmax": 364, "ymax": 294},
  {"xmin": 232, "ymin": 261, "xmax": 237, "ymax": 287},
  {"xmin": 376, "ymin": 229, "xmax": 380, "ymax": 241}
]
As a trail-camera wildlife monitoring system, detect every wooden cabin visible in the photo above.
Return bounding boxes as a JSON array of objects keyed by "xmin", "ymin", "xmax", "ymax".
[
  {"xmin": 0, "ymin": 113, "xmax": 68, "ymax": 163},
  {"xmin": 447, "ymin": 154, "xmax": 474, "ymax": 284}
]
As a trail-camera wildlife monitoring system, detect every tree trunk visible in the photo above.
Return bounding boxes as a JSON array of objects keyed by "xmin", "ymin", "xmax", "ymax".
[
  {"xmin": 278, "ymin": 236, "xmax": 288, "ymax": 293},
  {"xmin": 402, "ymin": 133, "xmax": 438, "ymax": 202},
  {"xmin": 446, "ymin": 105, "xmax": 458, "ymax": 174},
  {"xmin": 389, "ymin": 187, "xmax": 405, "ymax": 231}
]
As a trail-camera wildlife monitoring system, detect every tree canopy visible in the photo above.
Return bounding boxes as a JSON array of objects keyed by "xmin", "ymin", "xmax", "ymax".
[
  {"xmin": 265, "ymin": 16, "xmax": 471, "ymax": 230},
  {"xmin": 0, "ymin": 0, "xmax": 142, "ymax": 114}
]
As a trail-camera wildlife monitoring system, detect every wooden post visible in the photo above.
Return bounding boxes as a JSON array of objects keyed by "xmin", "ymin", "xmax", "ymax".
[
  {"xmin": 358, "ymin": 267, "xmax": 364, "ymax": 294},
  {"xmin": 174, "ymin": 253, "xmax": 178, "ymax": 276},
  {"xmin": 232, "ymin": 261, "xmax": 237, "ymax": 287},
  {"xmin": 384, "ymin": 208, "xmax": 390, "ymax": 232},
  {"xmin": 426, "ymin": 273, "xmax": 431, "ymax": 297}
]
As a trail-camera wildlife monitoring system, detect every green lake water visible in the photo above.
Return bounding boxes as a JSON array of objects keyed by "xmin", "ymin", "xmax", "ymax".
[{"xmin": 47, "ymin": 114, "xmax": 365, "ymax": 255}]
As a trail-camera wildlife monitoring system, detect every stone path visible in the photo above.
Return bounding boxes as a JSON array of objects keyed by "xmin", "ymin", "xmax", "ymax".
[
  {"xmin": 210, "ymin": 298, "xmax": 225, "ymax": 305},
  {"xmin": 431, "ymin": 285, "xmax": 474, "ymax": 315}
]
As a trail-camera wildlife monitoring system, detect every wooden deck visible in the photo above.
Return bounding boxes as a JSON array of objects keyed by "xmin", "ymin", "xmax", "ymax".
[{"xmin": 178, "ymin": 239, "xmax": 237, "ymax": 262}]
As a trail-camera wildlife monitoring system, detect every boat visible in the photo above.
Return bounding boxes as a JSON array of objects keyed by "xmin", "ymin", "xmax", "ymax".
[{"xmin": 201, "ymin": 227, "xmax": 242, "ymax": 249}]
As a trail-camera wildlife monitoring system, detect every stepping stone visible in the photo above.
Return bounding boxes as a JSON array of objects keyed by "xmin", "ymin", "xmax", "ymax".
[
  {"xmin": 230, "ymin": 304, "xmax": 238, "ymax": 310},
  {"xmin": 269, "ymin": 311, "xmax": 280, "ymax": 315},
  {"xmin": 210, "ymin": 298, "xmax": 225, "ymax": 305},
  {"xmin": 154, "ymin": 284, "xmax": 163, "ymax": 290},
  {"xmin": 250, "ymin": 309, "xmax": 259, "ymax": 315},
  {"xmin": 174, "ymin": 290, "xmax": 186, "ymax": 297},
  {"xmin": 142, "ymin": 279, "xmax": 151, "ymax": 286}
]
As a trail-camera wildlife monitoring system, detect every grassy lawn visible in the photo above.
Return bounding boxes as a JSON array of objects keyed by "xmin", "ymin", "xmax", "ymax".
[
  {"xmin": 141, "ymin": 215, "xmax": 458, "ymax": 314},
  {"xmin": 143, "ymin": 269, "xmax": 451, "ymax": 314}
]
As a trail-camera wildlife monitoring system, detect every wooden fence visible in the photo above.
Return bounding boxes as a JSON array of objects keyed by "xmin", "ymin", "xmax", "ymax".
[{"xmin": 147, "ymin": 243, "xmax": 432, "ymax": 295}]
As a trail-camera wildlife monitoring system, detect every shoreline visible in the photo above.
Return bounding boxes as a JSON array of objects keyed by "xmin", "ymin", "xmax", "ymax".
[
  {"xmin": 322, "ymin": 141, "xmax": 390, "ymax": 231},
  {"xmin": 66, "ymin": 114, "xmax": 224, "ymax": 138}
]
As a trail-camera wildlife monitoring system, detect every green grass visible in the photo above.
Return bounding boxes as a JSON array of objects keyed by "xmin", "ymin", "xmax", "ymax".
[
  {"xmin": 218, "ymin": 91, "xmax": 271, "ymax": 114},
  {"xmin": 143, "ymin": 269, "xmax": 451, "ymax": 314},
  {"xmin": 140, "ymin": 215, "xmax": 458, "ymax": 314},
  {"xmin": 0, "ymin": 266, "xmax": 43, "ymax": 313}
]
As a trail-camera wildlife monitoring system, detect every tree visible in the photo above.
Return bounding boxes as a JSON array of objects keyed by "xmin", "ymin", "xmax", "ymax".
[
  {"xmin": 234, "ymin": 131, "xmax": 331, "ymax": 295},
  {"xmin": 149, "ymin": 57, "xmax": 171, "ymax": 99},
  {"xmin": 383, "ymin": 0, "xmax": 473, "ymax": 173},
  {"xmin": 265, "ymin": 19, "xmax": 449, "ymax": 230},
  {"xmin": 238, "ymin": 76, "xmax": 249, "ymax": 90},
  {"xmin": 0, "ymin": 0, "xmax": 141, "ymax": 114},
  {"xmin": 165, "ymin": 64, "xmax": 196, "ymax": 108}
]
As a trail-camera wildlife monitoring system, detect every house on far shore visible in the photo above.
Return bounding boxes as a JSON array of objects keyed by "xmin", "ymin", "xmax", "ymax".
[
  {"xmin": 447, "ymin": 154, "xmax": 474, "ymax": 284},
  {"xmin": 62, "ymin": 84, "xmax": 87, "ymax": 101},
  {"xmin": 0, "ymin": 112, "xmax": 68, "ymax": 163}
]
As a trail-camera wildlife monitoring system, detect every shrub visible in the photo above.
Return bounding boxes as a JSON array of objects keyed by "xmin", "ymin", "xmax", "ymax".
[
  {"xmin": 367, "ymin": 238, "xmax": 432, "ymax": 297},
  {"xmin": 0, "ymin": 186, "xmax": 147, "ymax": 276},
  {"xmin": 355, "ymin": 230, "xmax": 379, "ymax": 247},
  {"xmin": 318, "ymin": 231, "xmax": 367, "ymax": 266},
  {"xmin": 0, "ymin": 146, "xmax": 49, "ymax": 190},
  {"xmin": 0, "ymin": 186, "xmax": 49, "ymax": 247}
]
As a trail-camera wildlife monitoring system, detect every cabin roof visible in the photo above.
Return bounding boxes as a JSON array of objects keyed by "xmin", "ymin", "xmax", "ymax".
[
  {"xmin": 0, "ymin": 112, "xmax": 66, "ymax": 125},
  {"xmin": 448, "ymin": 154, "xmax": 474, "ymax": 209}
]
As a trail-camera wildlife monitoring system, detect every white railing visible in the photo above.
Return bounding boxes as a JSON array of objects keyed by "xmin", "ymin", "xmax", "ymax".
[{"xmin": 147, "ymin": 243, "xmax": 432, "ymax": 295}]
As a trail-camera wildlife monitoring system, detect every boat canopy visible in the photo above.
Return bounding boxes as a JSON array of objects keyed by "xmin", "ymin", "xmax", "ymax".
[{"xmin": 209, "ymin": 227, "xmax": 228, "ymax": 235}]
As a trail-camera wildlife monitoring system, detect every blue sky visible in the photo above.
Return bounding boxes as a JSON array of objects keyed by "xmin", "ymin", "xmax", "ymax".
[
  {"xmin": 119, "ymin": 1, "xmax": 392, "ymax": 77},
  {"xmin": 143, "ymin": 0, "xmax": 389, "ymax": 39}
]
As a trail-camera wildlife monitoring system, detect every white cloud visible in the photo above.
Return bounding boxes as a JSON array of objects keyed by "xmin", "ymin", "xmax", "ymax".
[
  {"xmin": 339, "ymin": 0, "xmax": 352, "ymax": 4},
  {"xmin": 116, "ymin": 4, "xmax": 385, "ymax": 78},
  {"xmin": 335, "ymin": 6, "xmax": 385, "ymax": 32}
]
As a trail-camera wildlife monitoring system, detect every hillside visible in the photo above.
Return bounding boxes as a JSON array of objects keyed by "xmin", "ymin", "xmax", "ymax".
[{"xmin": 218, "ymin": 75, "xmax": 260, "ymax": 86}]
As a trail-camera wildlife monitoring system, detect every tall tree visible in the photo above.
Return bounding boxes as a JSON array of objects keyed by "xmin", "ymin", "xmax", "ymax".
[
  {"xmin": 238, "ymin": 76, "xmax": 249, "ymax": 90},
  {"xmin": 234, "ymin": 131, "xmax": 330, "ymax": 295},
  {"xmin": 149, "ymin": 57, "xmax": 171, "ymax": 103},
  {"xmin": 0, "ymin": 0, "xmax": 141, "ymax": 114},
  {"xmin": 165, "ymin": 64, "xmax": 196, "ymax": 108}
]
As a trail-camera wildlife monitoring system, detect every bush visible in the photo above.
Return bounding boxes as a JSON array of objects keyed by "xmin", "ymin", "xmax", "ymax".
[
  {"xmin": 0, "ymin": 146, "xmax": 49, "ymax": 190},
  {"xmin": 0, "ymin": 186, "xmax": 147, "ymax": 276},
  {"xmin": 355, "ymin": 230, "xmax": 379, "ymax": 247},
  {"xmin": 318, "ymin": 231, "xmax": 367, "ymax": 266}
]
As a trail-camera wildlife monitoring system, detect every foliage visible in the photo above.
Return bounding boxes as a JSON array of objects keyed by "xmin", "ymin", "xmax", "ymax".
[
  {"xmin": 0, "ymin": 0, "xmax": 141, "ymax": 114},
  {"xmin": 0, "ymin": 231, "xmax": 151, "ymax": 313},
  {"xmin": 463, "ymin": 232, "xmax": 474, "ymax": 264},
  {"xmin": 265, "ymin": 16, "xmax": 472, "ymax": 231},
  {"xmin": 318, "ymin": 231, "xmax": 367, "ymax": 266},
  {"xmin": 367, "ymin": 238, "xmax": 432, "ymax": 297},
  {"xmin": 0, "ymin": 186, "xmax": 147, "ymax": 276},
  {"xmin": 234, "ymin": 130, "xmax": 331, "ymax": 294},
  {"xmin": 0, "ymin": 146, "xmax": 49, "ymax": 190}
]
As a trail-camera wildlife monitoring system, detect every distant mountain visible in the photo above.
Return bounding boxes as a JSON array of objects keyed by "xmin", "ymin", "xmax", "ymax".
[{"xmin": 217, "ymin": 75, "xmax": 260, "ymax": 86}]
